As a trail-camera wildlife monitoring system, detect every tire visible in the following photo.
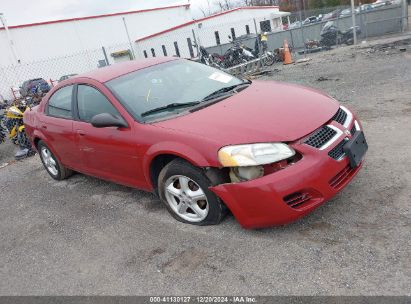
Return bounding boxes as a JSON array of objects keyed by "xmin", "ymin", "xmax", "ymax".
[
  {"xmin": 37, "ymin": 140, "xmax": 72, "ymax": 180},
  {"xmin": 345, "ymin": 38, "xmax": 354, "ymax": 45},
  {"xmin": 263, "ymin": 54, "xmax": 275, "ymax": 66},
  {"xmin": 158, "ymin": 159, "xmax": 227, "ymax": 226}
]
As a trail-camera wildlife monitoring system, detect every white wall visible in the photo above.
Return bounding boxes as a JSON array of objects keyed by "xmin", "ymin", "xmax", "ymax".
[
  {"xmin": 0, "ymin": 6, "xmax": 192, "ymax": 99},
  {"xmin": 136, "ymin": 8, "xmax": 285, "ymax": 59},
  {"xmin": 0, "ymin": 6, "xmax": 192, "ymax": 66}
]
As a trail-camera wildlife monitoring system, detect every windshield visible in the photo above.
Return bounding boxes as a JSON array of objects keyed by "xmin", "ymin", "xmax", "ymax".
[{"xmin": 106, "ymin": 59, "xmax": 244, "ymax": 122}]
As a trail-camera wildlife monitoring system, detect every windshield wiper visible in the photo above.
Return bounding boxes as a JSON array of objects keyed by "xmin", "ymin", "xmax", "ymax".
[
  {"xmin": 202, "ymin": 82, "xmax": 250, "ymax": 102},
  {"xmin": 141, "ymin": 101, "xmax": 200, "ymax": 117}
]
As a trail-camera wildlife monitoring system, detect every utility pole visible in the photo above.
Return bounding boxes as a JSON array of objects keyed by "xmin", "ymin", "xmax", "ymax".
[
  {"xmin": 350, "ymin": 0, "xmax": 357, "ymax": 44},
  {"xmin": 122, "ymin": 17, "xmax": 136, "ymax": 59},
  {"xmin": 0, "ymin": 13, "xmax": 19, "ymax": 64}
]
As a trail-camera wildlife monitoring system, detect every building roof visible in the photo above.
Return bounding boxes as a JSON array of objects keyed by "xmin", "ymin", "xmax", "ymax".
[
  {"xmin": 136, "ymin": 6, "xmax": 280, "ymax": 42},
  {"xmin": 0, "ymin": 4, "xmax": 190, "ymax": 30}
]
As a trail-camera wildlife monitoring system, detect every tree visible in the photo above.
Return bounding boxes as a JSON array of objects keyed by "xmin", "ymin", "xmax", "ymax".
[
  {"xmin": 214, "ymin": 0, "xmax": 234, "ymax": 10},
  {"xmin": 241, "ymin": 0, "xmax": 279, "ymax": 5},
  {"xmin": 308, "ymin": 0, "xmax": 324, "ymax": 9},
  {"xmin": 198, "ymin": 0, "xmax": 213, "ymax": 17}
]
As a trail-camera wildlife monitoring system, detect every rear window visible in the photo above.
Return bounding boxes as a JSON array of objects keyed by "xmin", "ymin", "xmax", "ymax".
[{"xmin": 47, "ymin": 85, "xmax": 73, "ymax": 119}]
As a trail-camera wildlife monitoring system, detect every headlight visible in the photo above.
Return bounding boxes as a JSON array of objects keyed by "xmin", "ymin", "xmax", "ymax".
[{"xmin": 218, "ymin": 143, "xmax": 295, "ymax": 167}]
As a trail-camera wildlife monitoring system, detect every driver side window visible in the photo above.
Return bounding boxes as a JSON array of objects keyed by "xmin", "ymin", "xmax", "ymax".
[{"xmin": 77, "ymin": 85, "xmax": 120, "ymax": 122}]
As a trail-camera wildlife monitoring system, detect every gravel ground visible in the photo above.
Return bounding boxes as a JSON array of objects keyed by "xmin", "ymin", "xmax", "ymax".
[{"xmin": 0, "ymin": 34, "xmax": 410, "ymax": 296}]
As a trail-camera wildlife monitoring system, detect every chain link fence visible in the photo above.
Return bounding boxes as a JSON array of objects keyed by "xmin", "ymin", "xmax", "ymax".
[{"xmin": 0, "ymin": 1, "xmax": 408, "ymax": 101}]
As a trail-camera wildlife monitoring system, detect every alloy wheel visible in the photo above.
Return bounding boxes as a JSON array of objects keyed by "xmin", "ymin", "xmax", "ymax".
[
  {"xmin": 41, "ymin": 147, "xmax": 58, "ymax": 176},
  {"xmin": 164, "ymin": 175, "xmax": 209, "ymax": 222}
]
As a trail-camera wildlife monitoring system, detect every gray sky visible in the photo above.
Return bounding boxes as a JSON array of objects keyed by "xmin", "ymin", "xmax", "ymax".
[{"xmin": 0, "ymin": 0, "xmax": 212, "ymax": 26}]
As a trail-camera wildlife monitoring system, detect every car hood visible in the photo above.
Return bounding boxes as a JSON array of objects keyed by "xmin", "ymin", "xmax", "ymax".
[{"xmin": 154, "ymin": 80, "xmax": 339, "ymax": 144}]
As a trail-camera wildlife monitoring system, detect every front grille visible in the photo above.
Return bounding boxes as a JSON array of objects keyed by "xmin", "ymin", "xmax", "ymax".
[
  {"xmin": 351, "ymin": 124, "xmax": 357, "ymax": 135},
  {"xmin": 332, "ymin": 107, "xmax": 347, "ymax": 125},
  {"xmin": 328, "ymin": 138, "xmax": 348, "ymax": 160},
  {"xmin": 329, "ymin": 165, "xmax": 356, "ymax": 190},
  {"xmin": 284, "ymin": 192, "xmax": 313, "ymax": 209},
  {"xmin": 305, "ymin": 126, "xmax": 337, "ymax": 148}
]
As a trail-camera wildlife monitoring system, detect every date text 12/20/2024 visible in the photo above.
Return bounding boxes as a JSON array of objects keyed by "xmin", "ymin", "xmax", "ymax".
[{"xmin": 149, "ymin": 296, "xmax": 257, "ymax": 303}]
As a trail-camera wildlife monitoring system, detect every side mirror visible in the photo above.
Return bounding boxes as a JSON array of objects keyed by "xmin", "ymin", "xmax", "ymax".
[{"xmin": 90, "ymin": 113, "xmax": 128, "ymax": 128}]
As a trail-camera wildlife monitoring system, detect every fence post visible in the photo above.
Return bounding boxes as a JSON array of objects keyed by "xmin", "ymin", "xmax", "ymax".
[
  {"xmin": 10, "ymin": 87, "xmax": 16, "ymax": 100},
  {"xmin": 122, "ymin": 17, "xmax": 136, "ymax": 60},
  {"xmin": 253, "ymin": 18, "xmax": 263, "ymax": 69},
  {"xmin": 402, "ymin": 0, "xmax": 408, "ymax": 32},
  {"xmin": 350, "ymin": 0, "xmax": 358, "ymax": 44},
  {"xmin": 404, "ymin": 0, "xmax": 410, "ymax": 30},
  {"xmin": 289, "ymin": 28, "xmax": 295, "ymax": 50},
  {"xmin": 336, "ymin": 13, "xmax": 340, "ymax": 47},
  {"xmin": 102, "ymin": 47, "xmax": 109, "ymax": 66},
  {"xmin": 298, "ymin": 10, "xmax": 306, "ymax": 56},
  {"xmin": 192, "ymin": 29, "xmax": 200, "ymax": 58}
]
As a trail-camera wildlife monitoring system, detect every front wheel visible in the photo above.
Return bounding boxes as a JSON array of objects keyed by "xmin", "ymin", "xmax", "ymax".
[{"xmin": 158, "ymin": 159, "xmax": 227, "ymax": 225}]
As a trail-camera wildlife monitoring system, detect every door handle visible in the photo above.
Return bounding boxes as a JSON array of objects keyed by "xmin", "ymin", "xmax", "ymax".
[
  {"xmin": 77, "ymin": 130, "xmax": 85, "ymax": 136},
  {"xmin": 41, "ymin": 125, "xmax": 47, "ymax": 129}
]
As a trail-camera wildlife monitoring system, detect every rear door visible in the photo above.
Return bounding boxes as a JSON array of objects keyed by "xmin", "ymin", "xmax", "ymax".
[
  {"xmin": 39, "ymin": 85, "xmax": 81, "ymax": 170},
  {"xmin": 72, "ymin": 83, "xmax": 140, "ymax": 187}
]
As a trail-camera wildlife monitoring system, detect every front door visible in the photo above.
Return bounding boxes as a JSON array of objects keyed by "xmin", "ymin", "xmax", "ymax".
[{"xmin": 72, "ymin": 84, "xmax": 140, "ymax": 187}]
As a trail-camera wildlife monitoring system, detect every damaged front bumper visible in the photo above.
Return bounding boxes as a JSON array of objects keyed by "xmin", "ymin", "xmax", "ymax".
[{"xmin": 210, "ymin": 143, "xmax": 364, "ymax": 229}]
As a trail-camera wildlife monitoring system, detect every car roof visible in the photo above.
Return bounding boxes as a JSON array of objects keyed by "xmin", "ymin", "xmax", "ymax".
[{"xmin": 72, "ymin": 57, "xmax": 179, "ymax": 83}]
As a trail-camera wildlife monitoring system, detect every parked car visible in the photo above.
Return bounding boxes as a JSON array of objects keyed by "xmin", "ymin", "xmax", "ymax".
[
  {"xmin": 58, "ymin": 74, "xmax": 78, "ymax": 82},
  {"xmin": 24, "ymin": 58, "xmax": 367, "ymax": 229},
  {"xmin": 19, "ymin": 78, "xmax": 50, "ymax": 97},
  {"xmin": 339, "ymin": 8, "xmax": 360, "ymax": 17},
  {"xmin": 360, "ymin": 4, "xmax": 374, "ymax": 11},
  {"xmin": 372, "ymin": 0, "xmax": 391, "ymax": 8},
  {"xmin": 289, "ymin": 21, "xmax": 302, "ymax": 29},
  {"xmin": 323, "ymin": 9, "xmax": 342, "ymax": 20},
  {"xmin": 303, "ymin": 16, "xmax": 319, "ymax": 25}
]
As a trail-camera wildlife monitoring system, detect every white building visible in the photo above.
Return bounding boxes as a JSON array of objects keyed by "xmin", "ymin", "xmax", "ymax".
[
  {"xmin": 0, "ymin": 4, "xmax": 192, "ymax": 66},
  {"xmin": 0, "ymin": 4, "xmax": 192, "ymax": 98},
  {"xmin": 136, "ymin": 6, "xmax": 290, "ymax": 59}
]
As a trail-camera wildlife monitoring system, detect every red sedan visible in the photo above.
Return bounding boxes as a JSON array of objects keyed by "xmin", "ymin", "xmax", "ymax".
[{"xmin": 24, "ymin": 57, "xmax": 367, "ymax": 228}]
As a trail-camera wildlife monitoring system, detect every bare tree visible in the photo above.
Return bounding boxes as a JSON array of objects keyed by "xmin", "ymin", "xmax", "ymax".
[
  {"xmin": 214, "ymin": 0, "xmax": 244, "ymax": 11},
  {"xmin": 198, "ymin": 0, "xmax": 213, "ymax": 17}
]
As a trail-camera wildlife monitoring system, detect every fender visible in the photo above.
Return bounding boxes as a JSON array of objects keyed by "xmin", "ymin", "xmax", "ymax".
[
  {"xmin": 30, "ymin": 130, "xmax": 63, "ymax": 163},
  {"xmin": 143, "ymin": 141, "xmax": 213, "ymax": 187}
]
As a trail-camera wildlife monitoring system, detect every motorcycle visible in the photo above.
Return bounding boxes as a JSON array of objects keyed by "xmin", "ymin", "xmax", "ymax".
[
  {"xmin": 198, "ymin": 44, "xmax": 242, "ymax": 69},
  {"xmin": 319, "ymin": 21, "xmax": 361, "ymax": 49},
  {"xmin": 198, "ymin": 46, "xmax": 224, "ymax": 69},
  {"xmin": 214, "ymin": 41, "xmax": 248, "ymax": 68},
  {"xmin": 240, "ymin": 37, "xmax": 277, "ymax": 66},
  {"xmin": 1, "ymin": 83, "xmax": 46, "ymax": 159}
]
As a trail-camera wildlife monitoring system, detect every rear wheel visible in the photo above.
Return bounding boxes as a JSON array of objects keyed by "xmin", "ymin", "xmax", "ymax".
[
  {"xmin": 38, "ymin": 140, "xmax": 72, "ymax": 180},
  {"xmin": 263, "ymin": 54, "xmax": 275, "ymax": 66},
  {"xmin": 158, "ymin": 159, "xmax": 227, "ymax": 225}
]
